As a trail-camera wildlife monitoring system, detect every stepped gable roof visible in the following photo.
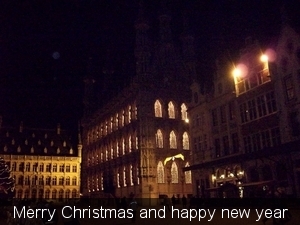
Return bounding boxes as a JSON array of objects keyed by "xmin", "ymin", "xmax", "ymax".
[{"xmin": 0, "ymin": 124, "xmax": 77, "ymax": 157}]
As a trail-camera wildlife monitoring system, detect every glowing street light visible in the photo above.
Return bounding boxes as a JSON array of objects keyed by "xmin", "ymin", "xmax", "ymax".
[
  {"xmin": 260, "ymin": 54, "xmax": 268, "ymax": 62},
  {"xmin": 232, "ymin": 68, "xmax": 242, "ymax": 78}
]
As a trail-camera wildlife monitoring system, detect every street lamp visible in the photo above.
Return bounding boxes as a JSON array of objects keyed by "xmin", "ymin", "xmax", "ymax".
[
  {"xmin": 232, "ymin": 68, "xmax": 242, "ymax": 78},
  {"xmin": 260, "ymin": 54, "xmax": 268, "ymax": 62}
]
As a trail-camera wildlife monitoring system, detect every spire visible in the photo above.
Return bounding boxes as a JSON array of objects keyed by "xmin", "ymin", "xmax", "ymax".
[
  {"xmin": 181, "ymin": 9, "xmax": 196, "ymax": 81},
  {"xmin": 134, "ymin": 0, "xmax": 151, "ymax": 82},
  {"xmin": 78, "ymin": 121, "xmax": 82, "ymax": 145},
  {"xmin": 135, "ymin": 0, "xmax": 148, "ymax": 29},
  {"xmin": 158, "ymin": 0, "xmax": 172, "ymax": 43}
]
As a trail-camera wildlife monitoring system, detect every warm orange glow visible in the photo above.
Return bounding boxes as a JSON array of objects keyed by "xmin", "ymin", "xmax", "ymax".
[
  {"xmin": 232, "ymin": 68, "xmax": 241, "ymax": 77},
  {"xmin": 260, "ymin": 54, "xmax": 268, "ymax": 62}
]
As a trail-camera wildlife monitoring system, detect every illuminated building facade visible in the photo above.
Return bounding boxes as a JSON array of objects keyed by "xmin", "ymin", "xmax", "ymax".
[
  {"xmin": 0, "ymin": 120, "xmax": 82, "ymax": 201},
  {"xmin": 187, "ymin": 34, "xmax": 300, "ymax": 198},
  {"xmin": 81, "ymin": 3, "xmax": 193, "ymax": 202}
]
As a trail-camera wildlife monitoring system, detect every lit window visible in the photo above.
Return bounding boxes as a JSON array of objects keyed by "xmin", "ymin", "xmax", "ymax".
[
  {"xmin": 123, "ymin": 167, "xmax": 127, "ymax": 187},
  {"xmin": 128, "ymin": 136, "xmax": 132, "ymax": 152},
  {"xmin": 182, "ymin": 132, "xmax": 189, "ymax": 150},
  {"xmin": 184, "ymin": 163, "xmax": 192, "ymax": 184},
  {"xmin": 169, "ymin": 131, "xmax": 177, "ymax": 149},
  {"xmin": 115, "ymin": 114, "xmax": 119, "ymax": 129},
  {"xmin": 168, "ymin": 101, "xmax": 175, "ymax": 119},
  {"xmin": 122, "ymin": 139, "xmax": 125, "ymax": 155},
  {"xmin": 128, "ymin": 106, "xmax": 132, "ymax": 123},
  {"xmin": 156, "ymin": 129, "xmax": 163, "ymax": 148},
  {"xmin": 181, "ymin": 103, "xmax": 187, "ymax": 120},
  {"xmin": 130, "ymin": 164, "xmax": 134, "ymax": 186},
  {"xmin": 157, "ymin": 161, "xmax": 164, "ymax": 183},
  {"xmin": 117, "ymin": 172, "xmax": 120, "ymax": 188},
  {"xmin": 154, "ymin": 100, "xmax": 162, "ymax": 117},
  {"xmin": 171, "ymin": 162, "xmax": 178, "ymax": 183},
  {"xmin": 122, "ymin": 110, "xmax": 125, "ymax": 126}
]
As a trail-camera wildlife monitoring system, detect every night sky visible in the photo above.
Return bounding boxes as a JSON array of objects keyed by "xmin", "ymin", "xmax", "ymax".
[{"xmin": 0, "ymin": 0, "xmax": 299, "ymax": 132}]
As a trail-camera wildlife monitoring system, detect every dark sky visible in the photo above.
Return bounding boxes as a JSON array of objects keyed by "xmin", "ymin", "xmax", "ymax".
[{"xmin": 0, "ymin": 0, "xmax": 299, "ymax": 132}]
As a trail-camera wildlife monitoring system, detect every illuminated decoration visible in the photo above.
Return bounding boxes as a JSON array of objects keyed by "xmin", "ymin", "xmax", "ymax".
[
  {"xmin": 163, "ymin": 153, "xmax": 184, "ymax": 165},
  {"xmin": 0, "ymin": 157, "xmax": 15, "ymax": 196},
  {"xmin": 154, "ymin": 100, "xmax": 163, "ymax": 117}
]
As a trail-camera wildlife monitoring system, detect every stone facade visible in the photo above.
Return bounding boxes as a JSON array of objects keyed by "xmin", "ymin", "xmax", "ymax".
[
  {"xmin": 0, "ymin": 120, "xmax": 82, "ymax": 201},
  {"xmin": 81, "ymin": 3, "xmax": 193, "ymax": 204},
  {"xmin": 187, "ymin": 34, "xmax": 300, "ymax": 198}
]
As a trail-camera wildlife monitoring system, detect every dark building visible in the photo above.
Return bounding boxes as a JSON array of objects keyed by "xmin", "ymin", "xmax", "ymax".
[{"xmin": 187, "ymin": 21, "xmax": 300, "ymax": 198}]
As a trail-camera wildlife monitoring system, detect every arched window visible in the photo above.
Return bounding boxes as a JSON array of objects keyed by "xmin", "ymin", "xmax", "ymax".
[
  {"xmin": 17, "ymin": 189, "xmax": 23, "ymax": 198},
  {"xmin": 154, "ymin": 100, "xmax": 162, "ymax": 117},
  {"xmin": 45, "ymin": 190, "xmax": 50, "ymax": 199},
  {"xmin": 18, "ymin": 175, "xmax": 24, "ymax": 185},
  {"xmin": 128, "ymin": 135, "xmax": 132, "ymax": 152},
  {"xmin": 65, "ymin": 177, "xmax": 70, "ymax": 185},
  {"xmin": 123, "ymin": 167, "xmax": 127, "ymax": 187},
  {"xmin": 117, "ymin": 172, "xmax": 120, "ymax": 188},
  {"xmin": 72, "ymin": 189, "xmax": 77, "ymax": 198},
  {"xmin": 25, "ymin": 176, "xmax": 30, "ymax": 185},
  {"xmin": 72, "ymin": 177, "xmax": 77, "ymax": 186},
  {"xmin": 128, "ymin": 105, "xmax": 132, "ymax": 122},
  {"xmin": 130, "ymin": 164, "xmax": 134, "ymax": 186},
  {"xmin": 24, "ymin": 189, "xmax": 30, "ymax": 199},
  {"xmin": 183, "ymin": 132, "xmax": 189, "ymax": 150},
  {"xmin": 59, "ymin": 189, "xmax": 64, "ymax": 200},
  {"xmin": 59, "ymin": 177, "xmax": 64, "ymax": 185},
  {"xmin": 157, "ymin": 161, "xmax": 164, "ymax": 183},
  {"xmin": 45, "ymin": 177, "xmax": 51, "ymax": 185},
  {"xmin": 168, "ymin": 101, "xmax": 175, "ymax": 119},
  {"xmin": 171, "ymin": 162, "xmax": 178, "ymax": 183},
  {"xmin": 52, "ymin": 190, "xmax": 57, "ymax": 199},
  {"xmin": 185, "ymin": 162, "xmax": 192, "ymax": 184},
  {"xmin": 111, "ymin": 147, "xmax": 114, "ymax": 159},
  {"xmin": 122, "ymin": 139, "xmax": 125, "ymax": 155},
  {"xmin": 181, "ymin": 103, "xmax": 188, "ymax": 120},
  {"xmin": 65, "ymin": 189, "xmax": 70, "ymax": 199},
  {"xmin": 170, "ymin": 131, "xmax": 177, "ymax": 149},
  {"xmin": 156, "ymin": 129, "xmax": 163, "ymax": 148}
]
